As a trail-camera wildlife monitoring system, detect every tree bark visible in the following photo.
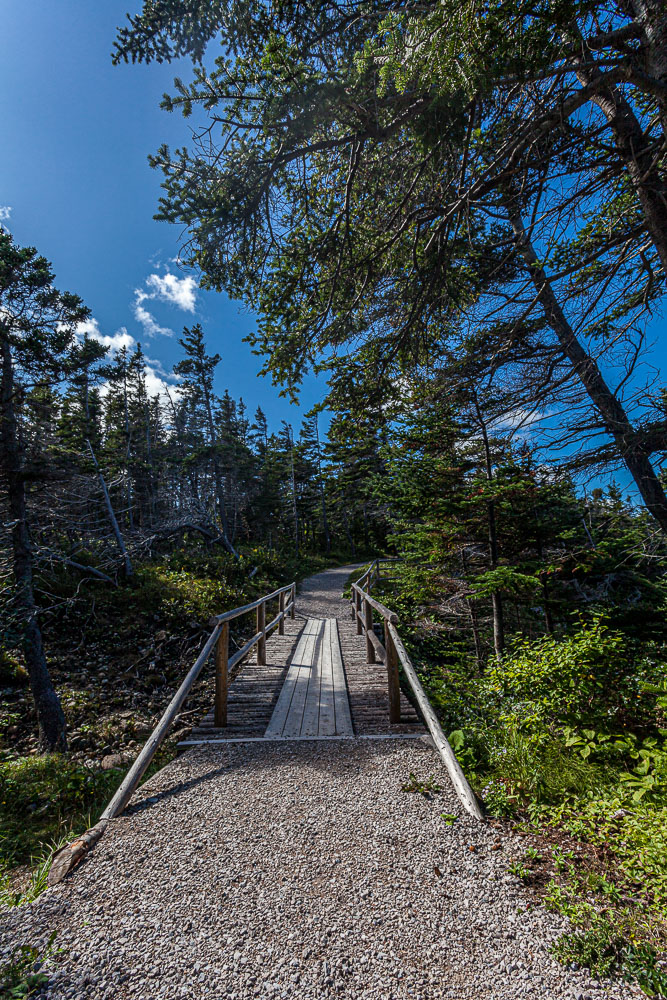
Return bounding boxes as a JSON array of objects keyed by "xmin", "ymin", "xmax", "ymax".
[
  {"xmin": 505, "ymin": 198, "xmax": 667, "ymax": 532},
  {"xmin": 0, "ymin": 336, "xmax": 67, "ymax": 751},
  {"xmin": 631, "ymin": 0, "xmax": 667, "ymax": 135},
  {"xmin": 473, "ymin": 396, "xmax": 504, "ymax": 660},
  {"xmin": 314, "ymin": 416, "xmax": 331, "ymax": 553},
  {"xmin": 202, "ymin": 388, "xmax": 239, "ymax": 558},
  {"xmin": 575, "ymin": 60, "xmax": 667, "ymax": 275},
  {"xmin": 287, "ymin": 427, "xmax": 299, "ymax": 558}
]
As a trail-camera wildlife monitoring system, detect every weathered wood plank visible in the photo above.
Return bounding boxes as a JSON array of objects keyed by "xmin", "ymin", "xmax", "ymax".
[
  {"xmin": 330, "ymin": 619, "xmax": 353, "ymax": 736},
  {"xmin": 388, "ymin": 622, "xmax": 485, "ymax": 821},
  {"xmin": 281, "ymin": 620, "xmax": 322, "ymax": 737},
  {"xmin": 265, "ymin": 618, "xmax": 319, "ymax": 737},
  {"xmin": 318, "ymin": 620, "xmax": 336, "ymax": 737},
  {"xmin": 263, "ymin": 622, "xmax": 312, "ymax": 736},
  {"xmin": 300, "ymin": 625, "xmax": 323, "ymax": 737}
]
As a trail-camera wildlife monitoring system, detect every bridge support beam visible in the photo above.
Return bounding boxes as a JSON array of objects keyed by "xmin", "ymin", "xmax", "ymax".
[
  {"xmin": 365, "ymin": 598, "xmax": 376, "ymax": 663},
  {"xmin": 214, "ymin": 621, "xmax": 229, "ymax": 727},
  {"xmin": 257, "ymin": 601, "xmax": 267, "ymax": 665},
  {"xmin": 384, "ymin": 621, "xmax": 401, "ymax": 723}
]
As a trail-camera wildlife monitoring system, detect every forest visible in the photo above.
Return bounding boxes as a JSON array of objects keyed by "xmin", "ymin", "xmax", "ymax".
[{"xmin": 3, "ymin": 0, "xmax": 667, "ymax": 995}]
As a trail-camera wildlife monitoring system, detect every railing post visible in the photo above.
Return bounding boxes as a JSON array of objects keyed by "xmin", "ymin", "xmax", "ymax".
[
  {"xmin": 257, "ymin": 600, "xmax": 266, "ymax": 664},
  {"xmin": 384, "ymin": 618, "xmax": 401, "ymax": 724},
  {"xmin": 290, "ymin": 583, "xmax": 296, "ymax": 618},
  {"xmin": 365, "ymin": 598, "xmax": 375, "ymax": 663},
  {"xmin": 279, "ymin": 590, "xmax": 285, "ymax": 635},
  {"xmin": 214, "ymin": 621, "xmax": 229, "ymax": 727},
  {"xmin": 355, "ymin": 588, "xmax": 363, "ymax": 635}
]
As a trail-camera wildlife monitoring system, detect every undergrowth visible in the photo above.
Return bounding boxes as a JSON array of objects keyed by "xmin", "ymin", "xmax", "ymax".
[
  {"xmin": 0, "ymin": 932, "xmax": 59, "ymax": 998},
  {"xmin": 0, "ymin": 543, "xmax": 353, "ymax": 890},
  {"xmin": 375, "ymin": 564, "xmax": 667, "ymax": 996}
]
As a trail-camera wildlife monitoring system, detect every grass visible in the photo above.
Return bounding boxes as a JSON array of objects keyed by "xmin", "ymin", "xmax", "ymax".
[{"xmin": 0, "ymin": 751, "xmax": 176, "ymax": 876}]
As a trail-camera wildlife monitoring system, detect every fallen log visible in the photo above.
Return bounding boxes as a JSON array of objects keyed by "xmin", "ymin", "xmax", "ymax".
[{"xmin": 48, "ymin": 820, "xmax": 108, "ymax": 886}]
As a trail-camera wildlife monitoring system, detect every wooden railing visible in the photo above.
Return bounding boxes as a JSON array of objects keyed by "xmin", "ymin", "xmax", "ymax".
[
  {"xmin": 211, "ymin": 583, "xmax": 296, "ymax": 726},
  {"xmin": 49, "ymin": 580, "xmax": 296, "ymax": 883},
  {"xmin": 351, "ymin": 562, "xmax": 484, "ymax": 821}
]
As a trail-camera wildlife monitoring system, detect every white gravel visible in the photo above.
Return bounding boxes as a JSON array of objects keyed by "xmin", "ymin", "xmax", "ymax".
[{"xmin": 1, "ymin": 739, "xmax": 642, "ymax": 999}]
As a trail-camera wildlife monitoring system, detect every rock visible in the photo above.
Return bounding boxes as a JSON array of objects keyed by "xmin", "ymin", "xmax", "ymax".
[{"xmin": 100, "ymin": 754, "xmax": 125, "ymax": 770}]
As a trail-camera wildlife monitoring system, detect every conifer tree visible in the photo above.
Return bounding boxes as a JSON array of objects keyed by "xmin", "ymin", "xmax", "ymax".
[{"xmin": 0, "ymin": 232, "xmax": 99, "ymax": 750}]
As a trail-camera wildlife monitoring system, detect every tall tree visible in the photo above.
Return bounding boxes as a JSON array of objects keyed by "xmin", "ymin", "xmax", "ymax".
[
  {"xmin": 114, "ymin": 0, "xmax": 667, "ymax": 528},
  {"xmin": 0, "ymin": 232, "xmax": 99, "ymax": 750},
  {"xmin": 174, "ymin": 324, "xmax": 238, "ymax": 556}
]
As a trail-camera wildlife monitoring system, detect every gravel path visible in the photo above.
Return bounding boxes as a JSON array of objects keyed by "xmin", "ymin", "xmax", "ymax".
[
  {"xmin": 0, "ymin": 567, "xmax": 643, "ymax": 1000},
  {"xmin": 295, "ymin": 563, "xmax": 365, "ymax": 619}
]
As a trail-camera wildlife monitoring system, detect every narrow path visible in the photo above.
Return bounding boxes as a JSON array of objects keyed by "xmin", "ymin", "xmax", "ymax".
[
  {"xmin": 265, "ymin": 619, "xmax": 353, "ymax": 738},
  {"xmin": 0, "ymin": 567, "xmax": 641, "ymax": 1000}
]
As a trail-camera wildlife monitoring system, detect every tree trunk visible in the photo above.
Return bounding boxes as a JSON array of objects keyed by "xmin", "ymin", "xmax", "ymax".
[
  {"xmin": 343, "ymin": 504, "xmax": 356, "ymax": 556},
  {"xmin": 123, "ymin": 375, "xmax": 134, "ymax": 531},
  {"xmin": 288, "ymin": 429, "xmax": 299, "ymax": 558},
  {"xmin": 461, "ymin": 548, "xmax": 483, "ymax": 669},
  {"xmin": 86, "ymin": 440, "xmax": 134, "ymax": 578},
  {"xmin": 314, "ymin": 416, "xmax": 331, "ymax": 554},
  {"xmin": 575, "ymin": 59, "xmax": 667, "ymax": 275},
  {"xmin": 505, "ymin": 198, "xmax": 667, "ymax": 532},
  {"xmin": 0, "ymin": 336, "xmax": 67, "ymax": 751},
  {"xmin": 473, "ymin": 396, "xmax": 504, "ymax": 660},
  {"xmin": 631, "ymin": 0, "xmax": 667, "ymax": 135},
  {"xmin": 202, "ymin": 390, "xmax": 238, "ymax": 559}
]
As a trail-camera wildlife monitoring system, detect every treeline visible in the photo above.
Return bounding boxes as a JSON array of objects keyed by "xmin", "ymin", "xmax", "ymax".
[
  {"xmin": 2, "ymin": 221, "xmax": 665, "ymax": 755},
  {"xmin": 0, "ymin": 230, "xmax": 388, "ymax": 748}
]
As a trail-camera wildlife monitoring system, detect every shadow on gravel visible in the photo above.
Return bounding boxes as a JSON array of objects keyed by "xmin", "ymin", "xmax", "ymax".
[{"xmin": 126, "ymin": 737, "xmax": 436, "ymax": 816}]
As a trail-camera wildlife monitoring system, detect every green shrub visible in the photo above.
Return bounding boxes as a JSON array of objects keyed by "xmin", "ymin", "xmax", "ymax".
[
  {"xmin": 484, "ymin": 614, "xmax": 643, "ymax": 731},
  {"xmin": 0, "ymin": 651, "xmax": 27, "ymax": 688}
]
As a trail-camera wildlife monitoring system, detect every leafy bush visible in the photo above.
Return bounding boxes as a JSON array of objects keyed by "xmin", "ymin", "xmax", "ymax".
[
  {"xmin": 0, "ymin": 651, "xmax": 27, "ymax": 688},
  {"xmin": 484, "ymin": 614, "xmax": 647, "ymax": 731}
]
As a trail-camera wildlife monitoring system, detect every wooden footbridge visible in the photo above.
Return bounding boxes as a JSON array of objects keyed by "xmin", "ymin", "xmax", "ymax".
[{"xmin": 50, "ymin": 561, "xmax": 482, "ymax": 884}]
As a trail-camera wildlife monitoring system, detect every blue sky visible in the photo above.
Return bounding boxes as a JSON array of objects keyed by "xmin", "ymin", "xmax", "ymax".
[
  {"xmin": 1, "ymin": 1, "xmax": 322, "ymax": 432},
  {"xmin": 2, "ymin": 2, "xmax": 666, "ymax": 500}
]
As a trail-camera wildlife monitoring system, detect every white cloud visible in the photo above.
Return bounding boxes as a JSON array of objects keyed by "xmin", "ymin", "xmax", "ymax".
[
  {"xmin": 77, "ymin": 318, "xmax": 137, "ymax": 354},
  {"xmin": 0, "ymin": 206, "xmax": 11, "ymax": 231},
  {"xmin": 493, "ymin": 406, "xmax": 551, "ymax": 434},
  {"xmin": 131, "ymin": 269, "xmax": 198, "ymax": 340},
  {"xmin": 132, "ymin": 303, "xmax": 174, "ymax": 339},
  {"xmin": 76, "ymin": 318, "xmax": 180, "ymax": 407},
  {"xmin": 144, "ymin": 365, "xmax": 182, "ymax": 405},
  {"xmin": 140, "ymin": 272, "xmax": 198, "ymax": 312}
]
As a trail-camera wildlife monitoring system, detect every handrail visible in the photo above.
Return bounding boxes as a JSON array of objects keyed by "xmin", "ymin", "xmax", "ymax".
[
  {"xmin": 49, "ymin": 579, "xmax": 297, "ymax": 884},
  {"xmin": 212, "ymin": 582, "xmax": 294, "ymax": 623},
  {"xmin": 351, "ymin": 569, "xmax": 484, "ymax": 822},
  {"xmin": 351, "ymin": 585, "xmax": 397, "ymax": 624}
]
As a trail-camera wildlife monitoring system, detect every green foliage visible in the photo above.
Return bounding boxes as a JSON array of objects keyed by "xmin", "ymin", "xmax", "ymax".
[
  {"xmin": 485, "ymin": 614, "xmax": 658, "ymax": 731},
  {"xmin": 0, "ymin": 651, "xmax": 27, "ymax": 688},
  {"xmin": 0, "ymin": 839, "xmax": 64, "ymax": 908},
  {"xmin": 401, "ymin": 773, "xmax": 442, "ymax": 797},
  {"xmin": 0, "ymin": 756, "xmax": 124, "ymax": 867},
  {"xmin": 0, "ymin": 933, "xmax": 59, "ymax": 999}
]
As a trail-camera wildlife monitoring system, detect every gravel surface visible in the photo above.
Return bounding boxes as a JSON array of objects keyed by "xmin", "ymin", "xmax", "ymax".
[
  {"xmin": 1, "ymin": 740, "xmax": 642, "ymax": 999},
  {"xmin": 295, "ymin": 564, "xmax": 365, "ymax": 619},
  {"xmin": 0, "ymin": 566, "xmax": 645, "ymax": 998}
]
